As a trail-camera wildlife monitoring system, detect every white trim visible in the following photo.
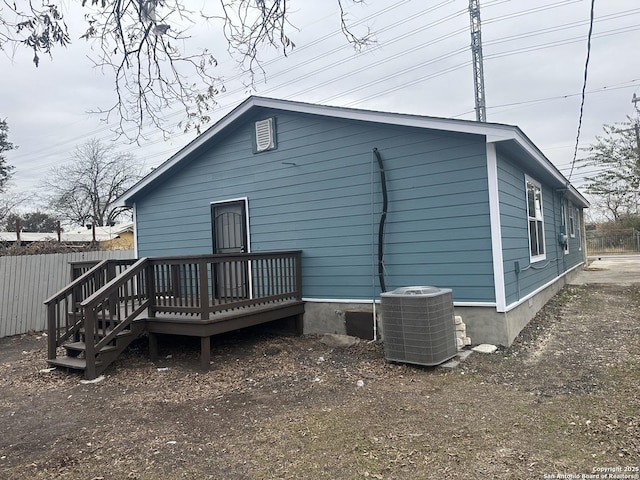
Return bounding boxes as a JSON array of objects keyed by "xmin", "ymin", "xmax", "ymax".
[
  {"xmin": 303, "ymin": 298, "xmax": 379, "ymax": 304},
  {"xmin": 250, "ymin": 97, "xmax": 516, "ymax": 140},
  {"xmin": 453, "ymin": 301, "xmax": 497, "ymax": 308},
  {"xmin": 576, "ymin": 209, "xmax": 582, "ymax": 251},
  {"xmin": 561, "ymin": 199, "xmax": 569, "ymax": 255},
  {"xmin": 504, "ymin": 262, "xmax": 584, "ymax": 312},
  {"xmin": 210, "ymin": 197, "xmax": 252, "ymax": 297},
  {"xmin": 114, "ymin": 96, "xmax": 588, "ymax": 209},
  {"xmin": 209, "ymin": 196, "xmax": 251, "ymax": 253},
  {"xmin": 302, "ymin": 298, "xmax": 497, "ymax": 308},
  {"xmin": 525, "ymin": 175, "xmax": 546, "ymax": 263},
  {"xmin": 513, "ymin": 136, "xmax": 581, "ymax": 199},
  {"xmin": 132, "ymin": 203, "xmax": 139, "ymax": 258},
  {"xmin": 569, "ymin": 202, "xmax": 576, "ymax": 238},
  {"xmin": 486, "ymin": 143, "xmax": 507, "ymax": 313}
]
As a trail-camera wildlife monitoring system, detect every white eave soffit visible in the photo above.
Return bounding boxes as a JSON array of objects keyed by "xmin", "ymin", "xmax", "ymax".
[{"xmin": 488, "ymin": 138, "xmax": 589, "ymax": 208}]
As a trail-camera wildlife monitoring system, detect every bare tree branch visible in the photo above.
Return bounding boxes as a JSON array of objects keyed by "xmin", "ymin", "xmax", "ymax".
[
  {"xmin": 42, "ymin": 138, "xmax": 144, "ymax": 227},
  {"xmin": 579, "ymin": 116, "xmax": 640, "ymax": 222},
  {"xmin": 0, "ymin": 189, "xmax": 34, "ymax": 225},
  {"xmin": 1, "ymin": 1, "xmax": 373, "ymax": 140},
  {"xmin": 0, "ymin": 0, "xmax": 70, "ymax": 66}
]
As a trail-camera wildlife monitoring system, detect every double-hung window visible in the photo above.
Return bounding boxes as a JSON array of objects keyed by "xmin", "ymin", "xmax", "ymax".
[
  {"xmin": 526, "ymin": 177, "xmax": 545, "ymax": 261},
  {"xmin": 576, "ymin": 208, "xmax": 582, "ymax": 251},
  {"xmin": 561, "ymin": 200, "xmax": 569, "ymax": 254},
  {"xmin": 569, "ymin": 203, "xmax": 575, "ymax": 237}
]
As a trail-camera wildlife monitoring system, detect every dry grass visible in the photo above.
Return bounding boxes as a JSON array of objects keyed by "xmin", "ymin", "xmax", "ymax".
[{"xmin": 0, "ymin": 284, "xmax": 638, "ymax": 479}]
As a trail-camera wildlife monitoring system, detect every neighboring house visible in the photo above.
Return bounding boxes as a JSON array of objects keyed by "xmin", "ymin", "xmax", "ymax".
[
  {"xmin": 0, "ymin": 223, "xmax": 134, "ymax": 250},
  {"xmin": 115, "ymin": 96, "xmax": 588, "ymax": 346},
  {"xmin": 66, "ymin": 223, "xmax": 135, "ymax": 251}
]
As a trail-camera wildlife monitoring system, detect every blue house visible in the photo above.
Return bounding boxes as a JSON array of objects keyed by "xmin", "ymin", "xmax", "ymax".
[{"xmin": 115, "ymin": 96, "xmax": 589, "ymax": 346}]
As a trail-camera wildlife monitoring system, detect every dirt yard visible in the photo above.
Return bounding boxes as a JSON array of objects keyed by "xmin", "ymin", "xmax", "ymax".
[{"xmin": 1, "ymin": 284, "xmax": 639, "ymax": 479}]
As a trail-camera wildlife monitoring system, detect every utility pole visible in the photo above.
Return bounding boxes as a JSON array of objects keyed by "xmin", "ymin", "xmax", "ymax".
[{"xmin": 469, "ymin": 0, "xmax": 487, "ymax": 122}]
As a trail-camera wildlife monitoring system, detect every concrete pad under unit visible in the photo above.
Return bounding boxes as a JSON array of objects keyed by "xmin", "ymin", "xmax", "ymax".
[
  {"xmin": 439, "ymin": 360, "xmax": 460, "ymax": 369},
  {"xmin": 457, "ymin": 350, "xmax": 473, "ymax": 361}
]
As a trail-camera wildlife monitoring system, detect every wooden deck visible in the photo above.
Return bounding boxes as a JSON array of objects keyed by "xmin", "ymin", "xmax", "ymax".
[
  {"xmin": 145, "ymin": 299, "xmax": 304, "ymax": 367},
  {"xmin": 45, "ymin": 251, "xmax": 303, "ymax": 378}
]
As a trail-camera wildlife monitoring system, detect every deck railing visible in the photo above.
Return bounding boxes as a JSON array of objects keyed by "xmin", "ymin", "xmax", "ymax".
[
  {"xmin": 46, "ymin": 251, "xmax": 302, "ymax": 375},
  {"xmin": 80, "ymin": 257, "xmax": 151, "ymax": 378},
  {"xmin": 148, "ymin": 250, "xmax": 303, "ymax": 318}
]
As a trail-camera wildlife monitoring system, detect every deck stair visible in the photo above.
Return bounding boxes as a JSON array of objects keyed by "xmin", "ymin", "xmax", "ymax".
[
  {"xmin": 45, "ymin": 251, "xmax": 303, "ymax": 380},
  {"xmin": 48, "ymin": 317, "xmax": 145, "ymax": 376},
  {"xmin": 45, "ymin": 257, "xmax": 150, "ymax": 378}
]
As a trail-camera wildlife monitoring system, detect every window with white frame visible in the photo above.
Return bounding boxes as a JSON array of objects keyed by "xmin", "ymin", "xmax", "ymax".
[
  {"xmin": 569, "ymin": 203, "xmax": 575, "ymax": 237},
  {"xmin": 561, "ymin": 200, "xmax": 569, "ymax": 254},
  {"xmin": 526, "ymin": 177, "xmax": 545, "ymax": 261},
  {"xmin": 576, "ymin": 208, "xmax": 582, "ymax": 250}
]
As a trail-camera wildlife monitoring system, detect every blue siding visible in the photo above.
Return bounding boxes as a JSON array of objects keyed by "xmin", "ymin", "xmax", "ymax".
[
  {"xmin": 565, "ymin": 202, "xmax": 585, "ymax": 265},
  {"xmin": 135, "ymin": 109, "xmax": 494, "ymax": 302},
  {"xmin": 497, "ymin": 153, "xmax": 584, "ymax": 305}
]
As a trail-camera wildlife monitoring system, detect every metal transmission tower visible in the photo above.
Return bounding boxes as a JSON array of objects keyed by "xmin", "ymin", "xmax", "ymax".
[{"xmin": 469, "ymin": 0, "xmax": 487, "ymax": 122}]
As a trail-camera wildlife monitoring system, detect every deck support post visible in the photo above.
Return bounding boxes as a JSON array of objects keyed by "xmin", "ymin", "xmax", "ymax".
[
  {"xmin": 295, "ymin": 313, "xmax": 304, "ymax": 335},
  {"xmin": 84, "ymin": 308, "xmax": 97, "ymax": 380},
  {"xmin": 47, "ymin": 303, "xmax": 57, "ymax": 360},
  {"xmin": 199, "ymin": 259, "xmax": 211, "ymax": 320},
  {"xmin": 146, "ymin": 263, "xmax": 156, "ymax": 318},
  {"xmin": 148, "ymin": 332, "xmax": 158, "ymax": 361},
  {"xmin": 200, "ymin": 336, "xmax": 211, "ymax": 369}
]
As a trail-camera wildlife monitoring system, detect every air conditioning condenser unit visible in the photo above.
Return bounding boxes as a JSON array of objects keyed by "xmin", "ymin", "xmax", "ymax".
[{"xmin": 380, "ymin": 286, "xmax": 457, "ymax": 366}]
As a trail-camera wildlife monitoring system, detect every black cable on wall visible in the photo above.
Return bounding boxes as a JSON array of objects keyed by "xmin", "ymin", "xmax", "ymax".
[{"xmin": 373, "ymin": 148, "xmax": 388, "ymax": 293}]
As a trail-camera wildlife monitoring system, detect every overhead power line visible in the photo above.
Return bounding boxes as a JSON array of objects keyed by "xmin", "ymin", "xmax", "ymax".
[
  {"xmin": 568, "ymin": 0, "xmax": 596, "ymax": 181},
  {"xmin": 9, "ymin": 0, "xmax": 638, "ymax": 177},
  {"xmin": 453, "ymin": 80, "xmax": 640, "ymax": 118}
]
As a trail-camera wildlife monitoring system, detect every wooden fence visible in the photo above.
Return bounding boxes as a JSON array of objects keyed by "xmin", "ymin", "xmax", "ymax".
[{"xmin": 0, "ymin": 250, "xmax": 134, "ymax": 338}]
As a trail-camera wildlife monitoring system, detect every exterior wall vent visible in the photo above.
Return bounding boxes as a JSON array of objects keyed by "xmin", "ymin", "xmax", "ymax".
[{"xmin": 254, "ymin": 117, "xmax": 276, "ymax": 152}]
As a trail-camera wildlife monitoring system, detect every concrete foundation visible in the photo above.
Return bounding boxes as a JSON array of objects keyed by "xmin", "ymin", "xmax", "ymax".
[
  {"xmin": 301, "ymin": 268, "xmax": 583, "ymax": 347},
  {"xmin": 302, "ymin": 302, "xmax": 378, "ymax": 338},
  {"xmin": 442, "ymin": 267, "xmax": 581, "ymax": 346}
]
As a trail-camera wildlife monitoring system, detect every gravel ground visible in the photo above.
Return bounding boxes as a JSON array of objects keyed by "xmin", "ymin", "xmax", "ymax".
[{"xmin": 0, "ymin": 283, "xmax": 639, "ymax": 479}]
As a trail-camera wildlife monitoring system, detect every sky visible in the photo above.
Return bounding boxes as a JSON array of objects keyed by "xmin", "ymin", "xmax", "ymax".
[{"xmin": 1, "ymin": 0, "xmax": 639, "ymax": 213}]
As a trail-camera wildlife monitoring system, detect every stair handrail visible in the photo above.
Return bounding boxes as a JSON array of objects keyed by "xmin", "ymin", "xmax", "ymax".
[
  {"xmin": 80, "ymin": 257, "xmax": 150, "ymax": 378},
  {"xmin": 45, "ymin": 259, "xmax": 112, "ymax": 360},
  {"xmin": 44, "ymin": 259, "xmax": 109, "ymax": 306},
  {"xmin": 45, "ymin": 258, "xmax": 139, "ymax": 361},
  {"xmin": 80, "ymin": 257, "xmax": 149, "ymax": 308}
]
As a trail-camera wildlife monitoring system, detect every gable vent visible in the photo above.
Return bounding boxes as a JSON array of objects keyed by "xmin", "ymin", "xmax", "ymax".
[{"xmin": 255, "ymin": 118, "xmax": 276, "ymax": 152}]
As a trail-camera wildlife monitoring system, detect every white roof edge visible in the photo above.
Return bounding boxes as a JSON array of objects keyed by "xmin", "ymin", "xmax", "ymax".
[
  {"xmin": 251, "ymin": 97, "xmax": 518, "ymax": 138},
  {"xmin": 114, "ymin": 98, "xmax": 259, "ymax": 207},
  {"xmin": 487, "ymin": 135, "xmax": 589, "ymax": 208},
  {"xmin": 115, "ymin": 96, "xmax": 586, "ymax": 207}
]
